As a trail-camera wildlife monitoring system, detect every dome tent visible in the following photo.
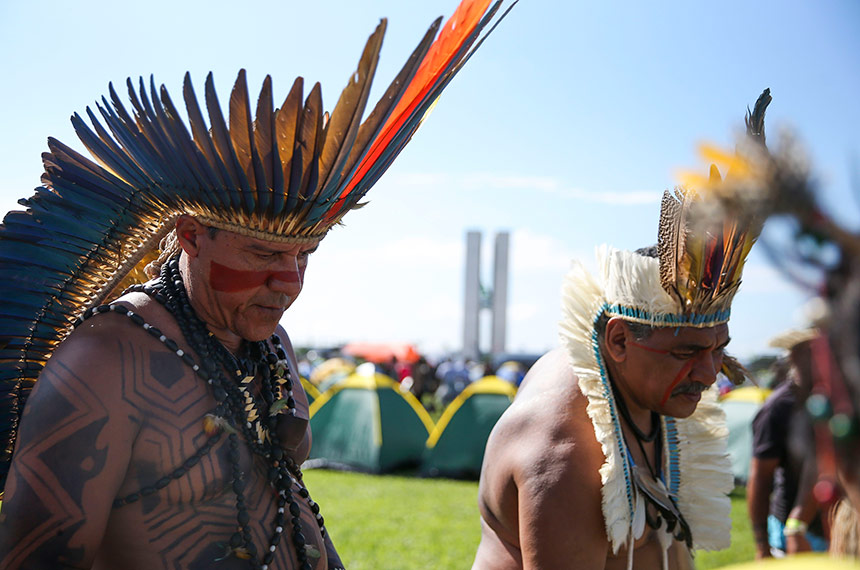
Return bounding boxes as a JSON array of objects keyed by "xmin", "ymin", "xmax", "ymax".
[
  {"xmin": 307, "ymin": 370, "xmax": 434, "ymax": 473},
  {"xmin": 300, "ymin": 377, "xmax": 321, "ymax": 405},
  {"xmin": 422, "ymin": 376, "xmax": 516, "ymax": 478}
]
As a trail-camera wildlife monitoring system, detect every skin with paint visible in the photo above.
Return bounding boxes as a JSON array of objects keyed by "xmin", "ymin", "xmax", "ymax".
[
  {"xmin": 607, "ymin": 320, "xmax": 730, "ymax": 424},
  {"xmin": 473, "ymin": 318, "xmax": 725, "ymax": 570},
  {"xmin": 178, "ymin": 216, "xmax": 320, "ymax": 351},
  {"xmin": 0, "ymin": 215, "xmax": 339, "ymax": 569}
]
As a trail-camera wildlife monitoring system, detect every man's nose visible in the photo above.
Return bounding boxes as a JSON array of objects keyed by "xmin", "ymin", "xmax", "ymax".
[
  {"xmin": 690, "ymin": 351, "xmax": 720, "ymax": 386},
  {"xmin": 266, "ymin": 258, "xmax": 303, "ymax": 296}
]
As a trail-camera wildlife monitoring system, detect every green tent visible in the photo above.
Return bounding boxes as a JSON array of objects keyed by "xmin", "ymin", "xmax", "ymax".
[
  {"xmin": 422, "ymin": 376, "xmax": 517, "ymax": 479},
  {"xmin": 308, "ymin": 372, "xmax": 435, "ymax": 473},
  {"xmin": 300, "ymin": 377, "xmax": 321, "ymax": 406}
]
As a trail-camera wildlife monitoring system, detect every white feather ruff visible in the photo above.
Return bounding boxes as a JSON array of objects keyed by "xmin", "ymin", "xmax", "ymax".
[
  {"xmin": 559, "ymin": 253, "xmax": 633, "ymax": 553},
  {"xmin": 673, "ymin": 386, "xmax": 734, "ymax": 550},
  {"xmin": 559, "ymin": 246, "xmax": 734, "ymax": 557},
  {"xmin": 601, "ymin": 247, "xmax": 678, "ymax": 322}
]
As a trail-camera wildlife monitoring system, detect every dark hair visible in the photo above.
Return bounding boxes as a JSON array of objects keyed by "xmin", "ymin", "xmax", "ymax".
[
  {"xmin": 635, "ymin": 244, "xmax": 659, "ymax": 258},
  {"xmin": 594, "ymin": 312, "xmax": 655, "ymax": 344}
]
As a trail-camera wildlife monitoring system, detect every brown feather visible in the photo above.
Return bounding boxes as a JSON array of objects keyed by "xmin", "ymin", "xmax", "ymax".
[
  {"xmin": 721, "ymin": 354, "xmax": 750, "ymax": 386},
  {"xmin": 318, "ymin": 20, "xmax": 386, "ymax": 192},
  {"xmin": 255, "ymin": 75, "xmax": 275, "ymax": 193},
  {"xmin": 229, "ymin": 70, "xmax": 255, "ymax": 190},
  {"xmin": 658, "ymin": 190, "xmax": 680, "ymax": 294},
  {"xmin": 296, "ymin": 83, "xmax": 323, "ymax": 199},
  {"xmin": 275, "ymin": 77, "xmax": 304, "ymax": 195},
  {"xmin": 341, "ymin": 18, "xmax": 441, "ymax": 183}
]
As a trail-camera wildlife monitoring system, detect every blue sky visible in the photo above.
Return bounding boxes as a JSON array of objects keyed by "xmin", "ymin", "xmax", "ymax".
[{"xmin": 1, "ymin": 0, "xmax": 858, "ymax": 361}]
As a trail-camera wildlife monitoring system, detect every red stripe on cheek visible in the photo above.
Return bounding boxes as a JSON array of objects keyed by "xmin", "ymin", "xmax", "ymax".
[
  {"xmin": 209, "ymin": 261, "xmax": 300, "ymax": 292},
  {"xmin": 267, "ymin": 270, "xmax": 302, "ymax": 286},
  {"xmin": 210, "ymin": 261, "xmax": 269, "ymax": 292},
  {"xmin": 660, "ymin": 359, "xmax": 696, "ymax": 406}
]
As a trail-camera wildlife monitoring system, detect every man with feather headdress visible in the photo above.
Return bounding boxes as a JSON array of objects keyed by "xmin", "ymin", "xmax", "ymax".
[
  {"xmin": 473, "ymin": 91, "xmax": 772, "ymax": 570},
  {"xmin": 0, "ymin": 1, "xmax": 513, "ymax": 568}
]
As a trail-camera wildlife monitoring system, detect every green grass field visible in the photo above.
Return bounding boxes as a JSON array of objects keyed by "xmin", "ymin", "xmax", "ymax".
[{"xmin": 303, "ymin": 469, "xmax": 755, "ymax": 569}]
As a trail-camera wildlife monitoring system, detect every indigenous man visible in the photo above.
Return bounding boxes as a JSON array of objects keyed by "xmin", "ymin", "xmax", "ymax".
[
  {"xmin": 0, "ymin": 1, "xmax": 511, "ymax": 568},
  {"xmin": 473, "ymin": 92, "xmax": 772, "ymax": 570}
]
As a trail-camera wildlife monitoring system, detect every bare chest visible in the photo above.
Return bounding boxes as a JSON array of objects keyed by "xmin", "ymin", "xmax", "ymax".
[{"xmin": 103, "ymin": 350, "xmax": 322, "ymax": 569}]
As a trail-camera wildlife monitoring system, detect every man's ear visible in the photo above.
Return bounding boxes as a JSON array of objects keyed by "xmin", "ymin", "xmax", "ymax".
[
  {"xmin": 175, "ymin": 215, "xmax": 206, "ymax": 258},
  {"xmin": 603, "ymin": 318, "xmax": 631, "ymax": 364}
]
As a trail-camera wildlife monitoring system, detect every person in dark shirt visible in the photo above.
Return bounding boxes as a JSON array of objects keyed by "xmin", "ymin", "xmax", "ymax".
[{"xmin": 748, "ymin": 330, "xmax": 828, "ymax": 558}]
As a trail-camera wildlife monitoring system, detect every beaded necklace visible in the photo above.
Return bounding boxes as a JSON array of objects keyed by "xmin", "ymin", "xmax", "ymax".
[
  {"xmin": 75, "ymin": 256, "xmax": 327, "ymax": 570},
  {"xmin": 610, "ymin": 380, "xmax": 692, "ymax": 546}
]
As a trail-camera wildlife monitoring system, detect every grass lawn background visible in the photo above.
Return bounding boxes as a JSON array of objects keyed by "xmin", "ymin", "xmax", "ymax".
[{"xmin": 303, "ymin": 469, "xmax": 755, "ymax": 569}]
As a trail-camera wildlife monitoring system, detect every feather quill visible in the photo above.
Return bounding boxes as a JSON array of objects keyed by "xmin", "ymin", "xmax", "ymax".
[
  {"xmin": 295, "ymin": 84, "xmax": 323, "ymax": 201},
  {"xmin": 254, "ymin": 75, "xmax": 276, "ymax": 218},
  {"xmin": 205, "ymin": 72, "xmax": 246, "ymax": 209},
  {"xmin": 745, "ymin": 88, "xmax": 771, "ymax": 147},
  {"xmin": 317, "ymin": 20, "xmax": 386, "ymax": 195},
  {"xmin": 228, "ymin": 70, "xmax": 259, "ymax": 216},
  {"xmin": 276, "ymin": 77, "xmax": 304, "ymax": 218},
  {"xmin": 327, "ymin": 0, "xmax": 495, "ymax": 219},
  {"xmin": 183, "ymin": 73, "xmax": 232, "ymax": 194}
]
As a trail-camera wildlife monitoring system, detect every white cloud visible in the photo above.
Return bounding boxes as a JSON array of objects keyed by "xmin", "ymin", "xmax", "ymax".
[
  {"xmin": 510, "ymin": 228, "xmax": 581, "ymax": 272},
  {"xmin": 315, "ymin": 234, "xmax": 463, "ymax": 271},
  {"xmin": 553, "ymin": 186, "xmax": 661, "ymax": 205},
  {"xmin": 385, "ymin": 171, "xmax": 663, "ymax": 205},
  {"xmin": 460, "ymin": 173, "xmax": 561, "ymax": 192}
]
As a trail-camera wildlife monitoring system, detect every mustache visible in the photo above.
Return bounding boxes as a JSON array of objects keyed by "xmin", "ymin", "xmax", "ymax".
[{"xmin": 671, "ymin": 382, "xmax": 708, "ymax": 396}]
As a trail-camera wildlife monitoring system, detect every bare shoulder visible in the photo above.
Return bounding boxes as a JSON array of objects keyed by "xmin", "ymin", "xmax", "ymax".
[
  {"xmin": 478, "ymin": 347, "xmax": 610, "ymax": 568},
  {"xmin": 42, "ymin": 306, "xmax": 147, "ymax": 396},
  {"xmin": 490, "ymin": 347, "xmax": 589, "ymax": 453},
  {"xmin": 515, "ymin": 348, "xmax": 599, "ymax": 462},
  {"xmin": 0, "ymin": 300, "xmax": 157, "ymax": 567},
  {"xmin": 480, "ymin": 347, "xmax": 586, "ymax": 491}
]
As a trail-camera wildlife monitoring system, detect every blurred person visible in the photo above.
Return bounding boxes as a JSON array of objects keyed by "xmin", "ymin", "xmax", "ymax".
[
  {"xmin": 436, "ymin": 357, "xmax": 471, "ymax": 407},
  {"xmin": 407, "ymin": 356, "xmax": 436, "ymax": 404},
  {"xmin": 495, "ymin": 361, "xmax": 526, "ymax": 387},
  {"xmin": 0, "ymin": 2, "xmax": 513, "ymax": 568},
  {"xmin": 716, "ymin": 371, "xmax": 736, "ymax": 398},
  {"xmin": 677, "ymin": 88, "xmax": 860, "ymax": 567},
  {"xmin": 747, "ymin": 330, "xmax": 828, "ymax": 559}
]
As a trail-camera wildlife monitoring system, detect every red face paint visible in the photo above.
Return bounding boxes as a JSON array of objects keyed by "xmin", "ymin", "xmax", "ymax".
[
  {"xmin": 209, "ymin": 260, "xmax": 300, "ymax": 292},
  {"xmin": 628, "ymin": 342, "xmax": 669, "ymax": 355},
  {"xmin": 660, "ymin": 359, "xmax": 696, "ymax": 406},
  {"xmin": 629, "ymin": 341, "xmax": 698, "ymax": 406}
]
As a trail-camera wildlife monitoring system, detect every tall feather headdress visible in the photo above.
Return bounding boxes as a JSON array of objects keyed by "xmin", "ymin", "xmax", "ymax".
[
  {"xmin": 654, "ymin": 88, "xmax": 771, "ymax": 325},
  {"xmin": 0, "ymin": 0, "xmax": 515, "ymax": 492},
  {"xmin": 600, "ymin": 88, "xmax": 772, "ymax": 328}
]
